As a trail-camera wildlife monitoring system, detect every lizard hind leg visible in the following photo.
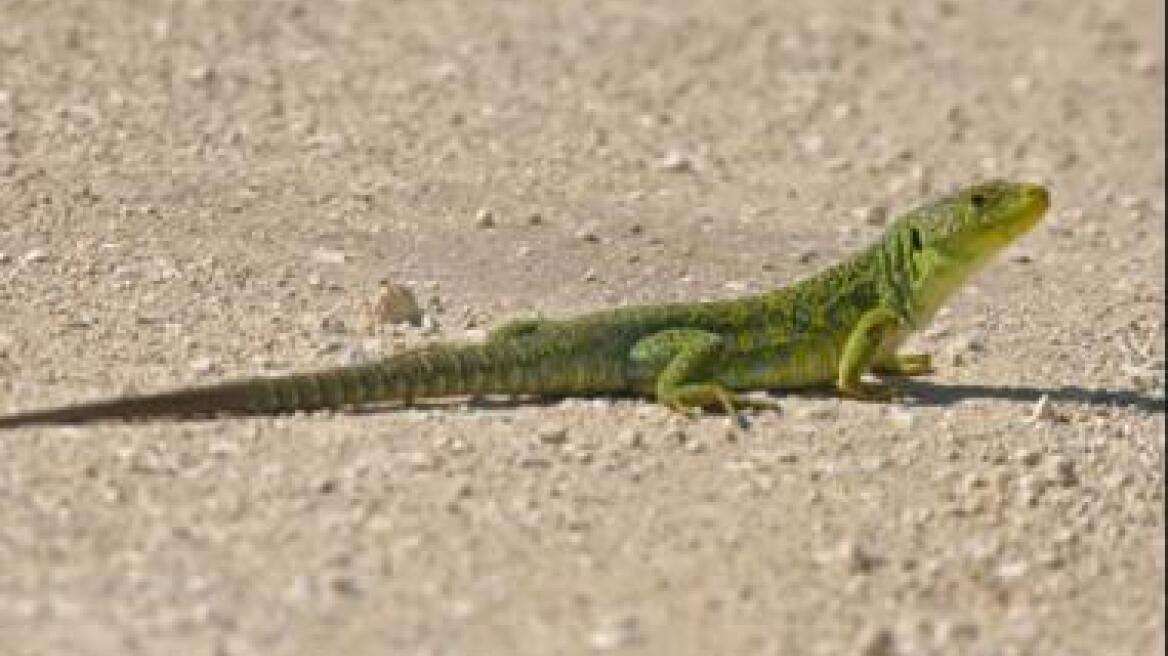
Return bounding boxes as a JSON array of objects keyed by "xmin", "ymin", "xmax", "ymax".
[
  {"xmin": 629, "ymin": 328, "xmax": 770, "ymax": 417},
  {"xmin": 487, "ymin": 317, "xmax": 548, "ymax": 341}
]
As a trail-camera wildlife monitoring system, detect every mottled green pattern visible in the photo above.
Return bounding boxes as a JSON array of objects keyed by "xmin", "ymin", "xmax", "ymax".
[{"xmin": 0, "ymin": 181, "xmax": 1049, "ymax": 428}]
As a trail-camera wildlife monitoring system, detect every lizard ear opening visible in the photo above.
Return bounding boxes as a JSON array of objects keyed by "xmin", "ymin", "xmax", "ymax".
[{"xmin": 908, "ymin": 227, "xmax": 924, "ymax": 251}]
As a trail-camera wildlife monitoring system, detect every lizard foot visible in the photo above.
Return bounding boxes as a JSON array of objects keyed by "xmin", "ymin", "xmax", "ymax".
[
  {"xmin": 837, "ymin": 381, "xmax": 901, "ymax": 402},
  {"xmin": 873, "ymin": 353, "xmax": 934, "ymax": 376}
]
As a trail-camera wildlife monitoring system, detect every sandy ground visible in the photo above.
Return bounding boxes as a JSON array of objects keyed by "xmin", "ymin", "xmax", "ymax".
[{"xmin": 0, "ymin": 1, "xmax": 1164, "ymax": 654}]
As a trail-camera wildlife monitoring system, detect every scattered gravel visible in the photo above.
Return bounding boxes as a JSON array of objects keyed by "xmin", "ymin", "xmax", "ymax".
[{"xmin": 0, "ymin": 1, "xmax": 1160, "ymax": 655}]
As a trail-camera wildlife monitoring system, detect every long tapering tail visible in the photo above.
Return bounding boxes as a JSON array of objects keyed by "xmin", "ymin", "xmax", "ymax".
[
  {"xmin": 0, "ymin": 337, "xmax": 625, "ymax": 428},
  {"xmin": 0, "ymin": 381, "xmax": 262, "ymax": 428}
]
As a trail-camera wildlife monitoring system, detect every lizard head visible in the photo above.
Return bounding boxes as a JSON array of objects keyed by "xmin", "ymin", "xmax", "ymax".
[
  {"xmin": 888, "ymin": 180, "xmax": 1050, "ymax": 322},
  {"xmin": 903, "ymin": 180, "xmax": 1049, "ymax": 255}
]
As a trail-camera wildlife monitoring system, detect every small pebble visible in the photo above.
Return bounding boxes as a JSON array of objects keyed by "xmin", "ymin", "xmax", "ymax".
[
  {"xmin": 616, "ymin": 429, "xmax": 644, "ymax": 450},
  {"xmin": 65, "ymin": 315, "xmax": 95, "ymax": 329},
  {"xmin": 842, "ymin": 540, "xmax": 885, "ymax": 574},
  {"xmin": 188, "ymin": 64, "xmax": 214, "ymax": 83},
  {"xmin": 887, "ymin": 405, "xmax": 915, "ymax": 430},
  {"xmin": 1014, "ymin": 448, "xmax": 1043, "ymax": 467},
  {"xmin": 851, "ymin": 205, "xmax": 889, "ymax": 226},
  {"xmin": 953, "ymin": 334, "xmax": 985, "ymax": 352},
  {"xmin": 208, "ymin": 439, "xmax": 240, "ymax": 457},
  {"xmin": 537, "ymin": 425, "xmax": 569, "ymax": 446},
  {"xmin": 514, "ymin": 451, "xmax": 552, "ymax": 469},
  {"xmin": 855, "ymin": 626, "xmax": 897, "ymax": 656},
  {"xmin": 449, "ymin": 479, "xmax": 473, "ymax": 500},
  {"xmin": 923, "ymin": 324, "xmax": 951, "ymax": 339},
  {"xmin": 589, "ymin": 615, "xmax": 643, "ymax": 651},
  {"xmin": 21, "ymin": 249, "xmax": 49, "ymax": 264},
  {"xmin": 960, "ymin": 472, "xmax": 987, "ymax": 493},
  {"xmin": 658, "ymin": 148, "xmax": 695, "ymax": 172},
  {"xmin": 665, "ymin": 428, "xmax": 689, "ymax": 447},
  {"xmin": 1030, "ymin": 394, "xmax": 1057, "ymax": 422},
  {"xmin": 402, "ymin": 451, "xmax": 437, "ymax": 472},
  {"xmin": 1009, "ymin": 74, "xmax": 1033, "ymax": 95},
  {"xmin": 774, "ymin": 450, "xmax": 800, "ymax": 464},
  {"xmin": 329, "ymin": 576, "xmax": 363, "ymax": 598},
  {"xmin": 419, "ymin": 314, "xmax": 440, "ymax": 335},
  {"xmin": 1048, "ymin": 456, "xmax": 1078, "ymax": 487},
  {"xmin": 825, "ymin": 157, "xmax": 852, "ymax": 172},
  {"xmin": 1130, "ymin": 50, "xmax": 1160, "ymax": 75},
  {"xmin": 370, "ymin": 280, "xmax": 424, "ymax": 326},
  {"xmin": 442, "ymin": 436, "xmax": 470, "ymax": 454},
  {"xmin": 574, "ymin": 225, "xmax": 601, "ymax": 243},
  {"xmin": 1006, "ymin": 247, "xmax": 1034, "ymax": 263},
  {"xmin": 750, "ymin": 473, "xmax": 775, "ymax": 493},
  {"xmin": 189, "ymin": 357, "xmax": 216, "ymax": 375},
  {"xmin": 1121, "ymin": 362, "xmax": 1162, "ymax": 391},
  {"xmin": 820, "ymin": 539, "xmax": 884, "ymax": 575},
  {"xmin": 997, "ymin": 560, "xmax": 1029, "ymax": 581},
  {"xmin": 946, "ymin": 334, "xmax": 985, "ymax": 365},
  {"xmin": 1105, "ymin": 472, "xmax": 1134, "ymax": 491},
  {"xmin": 796, "ymin": 249, "xmax": 818, "ymax": 263},
  {"xmin": 474, "ymin": 208, "xmax": 496, "ymax": 228},
  {"xmin": 311, "ymin": 248, "xmax": 348, "ymax": 264},
  {"xmin": 934, "ymin": 618, "xmax": 980, "ymax": 646},
  {"xmin": 1018, "ymin": 474, "xmax": 1048, "ymax": 506},
  {"xmin": 320, "ymin": 315, "xmax": 348, "ymax": 334},
  {"xmin": 792, "ymin": 401, "xmax": 839, "ymax": 421},
  {"xmin": 799, "ymin": 134, "xmax": 824, "ymax": 155},
  {"xmin": 342, "ymin": 343, "xmax": 375, "ymax": 365}
]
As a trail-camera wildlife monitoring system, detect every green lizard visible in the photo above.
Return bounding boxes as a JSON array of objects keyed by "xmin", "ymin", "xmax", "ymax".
[{"xmin": 0, "ymin": 180, "xmax": 1049, "ymax": 429}]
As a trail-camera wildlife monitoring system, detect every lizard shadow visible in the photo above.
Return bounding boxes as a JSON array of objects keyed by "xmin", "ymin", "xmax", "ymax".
[
  {"xmin": 893, "ymin": 380, "xmax": 1165, "ymax": 415},
  {"xmin": 354, "ymin": 381, "xmax": 1164, "ymax": 416}
]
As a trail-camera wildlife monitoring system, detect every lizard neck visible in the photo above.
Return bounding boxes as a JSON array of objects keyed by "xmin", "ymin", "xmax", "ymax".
[
  {"xmin": 882, "ymin": 228, "xmax": 999, "ymax": 330},
  {"xmin": 867, "ymin": 238, "xmax": 919, "ymax": 327}
]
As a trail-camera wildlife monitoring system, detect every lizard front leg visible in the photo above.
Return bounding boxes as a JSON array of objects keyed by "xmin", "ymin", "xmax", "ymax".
[
  {"xmin": 837, "ymin": 308, "xmax": 906, "ymax": 401},
  {"xmin": 629, "ymin": 329, "xmax": 779, "ymax": 416},
  {"xmin": 872, "ymin": 353, "xmax": 933, "ymax": 376}
]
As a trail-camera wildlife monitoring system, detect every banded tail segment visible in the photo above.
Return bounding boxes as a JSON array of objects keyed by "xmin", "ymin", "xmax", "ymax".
[{"xmin": 0, "ymin": 339, "xmax": 624, "ymax": 428}]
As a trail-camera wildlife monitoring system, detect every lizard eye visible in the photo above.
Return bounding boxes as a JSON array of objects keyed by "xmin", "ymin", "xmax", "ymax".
[
  {"xmin": 970, "ymin": 192, "xmax": 988, "ymax": 209},
  {"xmin": 908, "ymin": 227, "xmax": 924, "ymax": 251}
]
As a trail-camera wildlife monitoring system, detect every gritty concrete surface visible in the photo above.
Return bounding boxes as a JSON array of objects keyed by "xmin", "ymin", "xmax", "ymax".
[{"xmin": 0, "ymin": 1, "xmax": 1163, "ymax": 655}]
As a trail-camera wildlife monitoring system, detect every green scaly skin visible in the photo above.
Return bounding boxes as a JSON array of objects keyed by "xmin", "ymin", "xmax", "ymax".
[{"xmin": 0, "ymin": 180, "xmax": 1050, "ymax": 429}]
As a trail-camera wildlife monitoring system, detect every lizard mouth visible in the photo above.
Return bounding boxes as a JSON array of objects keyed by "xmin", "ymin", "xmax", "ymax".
[
  {"xmin": 989, "ymin": 182, "xmax": 1049, "ymax": 242},
  {"xmin": 1024, "ymin": 183, "xmax": 1050, "ymax": 213},
  {"xmin": 1016, "ymin": 182, "xmax": 1050, "ymax": 229}
]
